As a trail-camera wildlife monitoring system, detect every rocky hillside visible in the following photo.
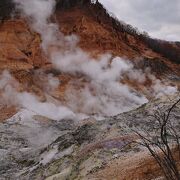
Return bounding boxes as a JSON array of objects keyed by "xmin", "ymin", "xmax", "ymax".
[
  {"xmin": 0, "ymin": 0, "xmax": 180, "ymax": 179},
  {"xmin": 0, "ymin": 0, "xmax": 179, "ymax": 108},
  {"xmin": 56, "ymin": 0, "xmax": 180, "ymax": 71},
  {"xmin": 0, "ymin": 0, "xmax": 180, "ymax": 73}
]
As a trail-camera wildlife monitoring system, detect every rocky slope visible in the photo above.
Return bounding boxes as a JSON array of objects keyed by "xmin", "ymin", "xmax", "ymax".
[
  {"xmin": 0, "ymin": 93, "xmax": 179, "ymax": 179},
  {"xmin": 0, "ymin": 1, "xmax": 180, "ymax": 70}
]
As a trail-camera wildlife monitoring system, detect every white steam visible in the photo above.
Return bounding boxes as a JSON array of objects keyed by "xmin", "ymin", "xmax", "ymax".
[
  {"xmin": 0, "ymin": 71, "xmax": 75, "ymax": 120},
  {"xmin": 53, "ymin": 52, "xmax": 148, "ymax": 116},
  {"xmin": 7, "ymin": 0, "xmax": 177, "ymax": 118},
  {"xmin": 149, "ymin": 75, "xmax": 178, "ymax": 98},
  {"xmin": 14, "ymin": 0, "xmax": 60, "ymax": 51},
  {"xmin": 33, "ymin": 70, "xmax": 60, "ymax": 93}
]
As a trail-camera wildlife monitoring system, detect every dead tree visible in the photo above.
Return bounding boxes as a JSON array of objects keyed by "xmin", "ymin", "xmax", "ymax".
[{"xmin": 136, "ymin": 99, "xmax": 180, "ymax": 180}]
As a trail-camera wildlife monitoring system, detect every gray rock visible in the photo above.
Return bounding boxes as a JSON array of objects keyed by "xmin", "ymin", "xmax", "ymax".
[{"xmin": 0, "ymin": 94, "xmax": 179, "ymax": 179}]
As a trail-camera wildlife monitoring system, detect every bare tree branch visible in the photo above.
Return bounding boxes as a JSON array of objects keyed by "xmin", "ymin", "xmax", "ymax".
[{"xmin": 135, "ymin": 98, "xmax": 180, "ymax": 180}]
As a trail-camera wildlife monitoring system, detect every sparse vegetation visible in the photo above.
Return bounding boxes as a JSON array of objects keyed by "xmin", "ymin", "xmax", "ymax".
[
  {"xmin": 136, "ymin": 99, "xmax": 180, "ymax": 180},
  {"xmin": 84, "ymin": 1, "xmax": 180, "ymax": 64}
]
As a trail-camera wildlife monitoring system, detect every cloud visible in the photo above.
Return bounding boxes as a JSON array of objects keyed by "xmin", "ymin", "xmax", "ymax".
[{"xmin": 99, "ymin": 0, "xmax": 180, "ymax": 41}]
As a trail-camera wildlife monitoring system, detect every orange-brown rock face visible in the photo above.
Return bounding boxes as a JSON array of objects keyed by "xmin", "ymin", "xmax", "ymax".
[
  {"xmin": 0, "ymin": 2, "xmax": 179, "ymax": 109},
  {"xmin": 57, "ymin": 8, "xmax": 154, "ymax": 58},
  {"xmin": 0, "ymin": 19, "xmax": 49, "ymax": 72},
  {"xmin": 0, "ymin": 7, "xmax": 179, "ymax": 75}
]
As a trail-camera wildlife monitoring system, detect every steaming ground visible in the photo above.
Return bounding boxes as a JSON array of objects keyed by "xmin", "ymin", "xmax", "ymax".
[
  {"xmin": 0, "ymin": 0, "xmax": 177, "ymax": 121},
  {"xmin": 0, "ymin": 71, "xmax": 75, "ymax": 120}
]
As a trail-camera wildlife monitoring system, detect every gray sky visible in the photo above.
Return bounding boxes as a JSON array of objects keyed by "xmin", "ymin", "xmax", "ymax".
[{"xmin": 99, "ymin": 0, "xmax": 180, "ymax": 41}]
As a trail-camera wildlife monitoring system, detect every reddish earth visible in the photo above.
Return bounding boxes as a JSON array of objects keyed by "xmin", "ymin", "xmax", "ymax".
[
  {"xmin": 56, "ymin": 4, "xmax": 180, "ymax": 75},
  {"xmin": 0, "ymin": 17, "xmax": 179, "ymax": 97},
  {"xmin": 90, "ymin": 147, "xmax": 180, "ymax": 180},
  {"xmin": 0, "ymin": 3, "xmax": 179, "ymax": 88},
  {"xmin": 0, "ymin": 106, "xmax": 16, "ymax": 122},
  {"xmin": 57, "ymin": 7, "xmax": 162, "ymax": 58}
]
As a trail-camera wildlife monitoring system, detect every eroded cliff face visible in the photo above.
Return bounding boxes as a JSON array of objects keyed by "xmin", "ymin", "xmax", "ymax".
[
  {"xmin": 0, "ymin": 20, "xmax": 48, "ymax": 70},
  {"xmin": 1, "ymin": 1, "xmax": 180, "ymax": 73},
  {"xmin": 0, "ymin": 17, "xmax": 179, "ymax": 90}
]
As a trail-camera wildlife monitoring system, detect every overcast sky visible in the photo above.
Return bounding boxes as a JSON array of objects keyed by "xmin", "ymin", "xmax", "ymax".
[{"xmin": 99, "ymin": 0, "xmax": 180, "ymax": 41}]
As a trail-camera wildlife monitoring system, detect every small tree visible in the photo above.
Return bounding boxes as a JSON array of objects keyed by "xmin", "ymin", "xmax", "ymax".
[{"xmin": 136, "ymin": 99, "xmax": 180, "ymax": 180}]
